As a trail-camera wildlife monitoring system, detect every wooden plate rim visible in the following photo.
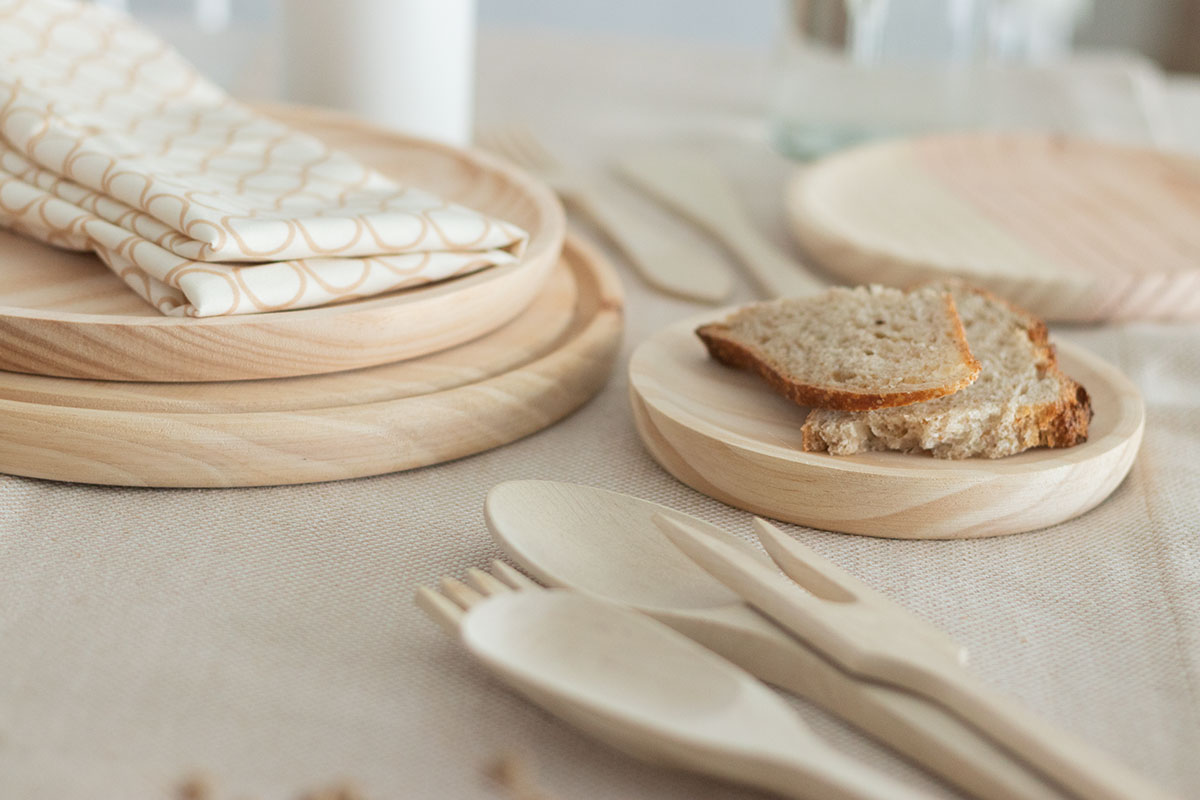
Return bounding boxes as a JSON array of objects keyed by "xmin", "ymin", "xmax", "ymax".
[
  {"xmin": 785, "ymin": 132, "xmax": 1200, "ymax": 321},
  {"xmin": 0, "ymin": 103, "xmax": 564, "ymax": 326},
  {"xmin": 632, "ymin": 314, "xmax": 1144, "ymax": 476},
  {"xmin": 0, "ymin": 236, "xmax": 624, "ymax": 487},
  {"xmin": 629, "ymin": 313, "xmax": 1145, "ymax": 537}
]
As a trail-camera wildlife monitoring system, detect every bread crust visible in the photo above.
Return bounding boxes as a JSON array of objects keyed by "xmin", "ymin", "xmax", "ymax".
[
  {"xmin": 1031, "ymin": 358, "xmax": 1092, "ymax": 449},
  {"xmin": 798, "ymin": 282, "xmax": 1092, "ymax": 457},
  {"xmin": 956, "ymin": 285, "xmax": 1091, "ymax": 450},
  {"xmin": 696, "ymin": 292, "xmax": 980, "ymax": 412}
]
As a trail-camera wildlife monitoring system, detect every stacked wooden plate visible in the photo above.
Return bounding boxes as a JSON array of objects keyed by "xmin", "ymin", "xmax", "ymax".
[{"xmin": 0, "ymin": 106, "xmax": 623, "ymax": 487}]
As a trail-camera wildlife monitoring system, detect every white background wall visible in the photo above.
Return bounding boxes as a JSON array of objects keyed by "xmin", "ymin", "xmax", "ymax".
[
  {"xmin": 477, "ymin": 0, "xmax": 783, "ymax": 47},
  {"xmin": 475, "ymin": 0, "xmax": 1192, "ymax": 65},
  {"xmin": 118, "ymin": 0, "xmax": 1192, "ymax": 59},
  {"xmin": 116, "ymin": 0, "xmax": 1198, "ymax": 85}
]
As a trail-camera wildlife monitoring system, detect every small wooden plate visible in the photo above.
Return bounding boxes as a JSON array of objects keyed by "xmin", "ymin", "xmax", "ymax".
[
  {"xmin": 629, "ymin": 315, "xmax": 1143, "ymax": 539},
  {"xmin": 0, "ymin": 104, "xmax": 565, "ymax": 382},
  {"xmin": 787, "ymin": 133, "xmax": 1200, "ymax": 322},
  {"xmin": 0, "ymin": 237, "xmax": 621, "ymax": 488}
]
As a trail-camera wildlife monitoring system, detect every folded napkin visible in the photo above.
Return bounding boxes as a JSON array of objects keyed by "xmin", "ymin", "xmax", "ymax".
[{"xmin": 0, "ymin": 0, "xmax": 527, "ymax": 316}]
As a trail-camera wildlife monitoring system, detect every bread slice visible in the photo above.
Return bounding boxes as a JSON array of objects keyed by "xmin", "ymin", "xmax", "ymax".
[
  {"xmin": 696, "ymin": 285, "xmax": 980, "ymax": 411},
  {"xmin": 801, "ymin": 283, "xmax": 1091, "ymax": 459}
]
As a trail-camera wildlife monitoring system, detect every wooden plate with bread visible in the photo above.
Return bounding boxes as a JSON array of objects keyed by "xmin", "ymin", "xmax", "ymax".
[{"xmin": 629, "ymin": 284, "xmax": 1143, "ymax": 539}]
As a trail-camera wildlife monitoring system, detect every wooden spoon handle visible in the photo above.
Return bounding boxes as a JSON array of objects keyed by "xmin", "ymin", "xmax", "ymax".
[
  {"xmin": 730, "ymin": 626, "xmax": 1065, "ymax": 800},
  {"xmin": 902, "ymin": 660, "xmax": 1182, "ymax": 800},
  {"xmin": 749, "ymin": 747, "xmax": 931, "ymax": 800}
]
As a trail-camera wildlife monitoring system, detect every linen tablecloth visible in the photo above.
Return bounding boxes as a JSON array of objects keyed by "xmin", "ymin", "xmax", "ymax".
[{"xmin": 1, "ymin": 31, "xmax": 1197, "ymax": 799}]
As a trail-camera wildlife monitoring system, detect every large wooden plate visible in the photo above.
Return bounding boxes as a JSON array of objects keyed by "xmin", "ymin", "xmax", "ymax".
[
  {"xmin": 0, "ymin": 104, "xmax": 565, "ymax": 382},
  {"xmin": 629, "ymin": 315, "xmax": 1143, "ymax": 539},
  {"xmin": 0, "ymin": 237, "xmax": 621, "ymax": 488},
  {"xmin": 787, "ymin": 134, "xmax": 1200, "ymax": 322}
]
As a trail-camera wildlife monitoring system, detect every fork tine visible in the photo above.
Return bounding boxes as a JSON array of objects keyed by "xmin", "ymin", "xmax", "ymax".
[
  {"xmin": 752, "ymin": 519, "xmax": 863, "ymax": 603},
  {"xmin": 490, "ymin": 559, "xmax": 540, "ymax": 590},
  {"xmin": 491, "ymin": 126, "xmax": 540, "ymax": 168},
  {"xmin": 475, "ymin": 129, "xmax": 508, "ymax": 158},
  {"xmin": 509, "ymin": 125, "xmax": 560, "ymax": 169},
  {"xmin": 754, "ymin": 519, "xmax": 968, "ymax": 662},
  {"xmin": 415, "ymin": 585, "xmax": 465, "ymax": 634},
  {"xmin": 483, "ymin": 125, "xmax": 559, "ymax": 172},
  {"xmin": 441, "ymin": 576, "xmax": 486, "ymax": 609},
  {"xmin": 465, "ymin": 567, "xmax": 511, "ymax": 596},
  {"xmin": 477, "ymin": 127, "xmax": 535, "ymax": 169}
]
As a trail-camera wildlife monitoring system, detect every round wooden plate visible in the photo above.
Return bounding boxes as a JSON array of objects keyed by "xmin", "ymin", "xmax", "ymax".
[
  {"xmin": 629, "ymin": 315, "xmax": 1144, "ymax": 539},
  {"xmin": 0, "ymin": 237, "xmax": 621, "ymax": 488},
  {"xmin": 787, "ymin": 133, "xmax": 1200, "ymax": 322},
  {"xmin": 0, "ymin": 104, "xmax": 565, "ymax": 382}
]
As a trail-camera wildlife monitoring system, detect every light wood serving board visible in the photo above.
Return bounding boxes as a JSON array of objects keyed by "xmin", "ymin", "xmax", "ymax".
[
  {"xmin": 629, "ymin": 315, "xmax": 1143, "ymax": 539},
  {"xmin": 787, "ymin": 133, "xmax": 1200, "ymax": 322},
  {"xmin": 0, "ymin": 237, "xmax": 621, "ymax": 488},
  {"xmin": 0, "ymin": 104, "xmax": 565, "ymax": 382}
]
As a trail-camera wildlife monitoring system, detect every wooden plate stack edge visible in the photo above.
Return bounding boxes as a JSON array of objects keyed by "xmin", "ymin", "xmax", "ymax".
[
  {"xmin": 0, "ymin": 106, "xmax": 626, "ymax": 487},
  {"xmin": 0, "ymin": 104, "xmax": 567, "ymax": 382}
]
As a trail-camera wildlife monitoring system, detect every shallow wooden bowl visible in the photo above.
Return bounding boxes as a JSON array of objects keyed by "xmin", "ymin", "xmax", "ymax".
[
  {"xmin": 787, "ymin": 133, "xmax": 1200, "ymax": 322},
  {"xmin": 0, "ymin": 104, "xmax": 565, "ymax": 382},
  {"xmin": 629, "ymin": 315, "xmax": 1144, "ymax": 539}
]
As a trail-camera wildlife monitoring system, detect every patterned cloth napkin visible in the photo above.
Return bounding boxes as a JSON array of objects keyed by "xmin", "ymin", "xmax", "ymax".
[{"xmin": 0, "ymin": 0, "xmax": 528, "ymax": 317}]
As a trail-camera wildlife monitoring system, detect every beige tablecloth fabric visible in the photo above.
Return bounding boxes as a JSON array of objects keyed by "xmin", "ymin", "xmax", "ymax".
[{"xmin": 1, "ymin": 32, "xmax": 1198, "ymax": 800}]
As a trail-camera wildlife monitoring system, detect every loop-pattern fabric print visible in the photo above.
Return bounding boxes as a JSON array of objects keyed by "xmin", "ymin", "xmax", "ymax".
[{"xmin": 0, "ymin": 0, "xmax": 528, "ymax": 316}]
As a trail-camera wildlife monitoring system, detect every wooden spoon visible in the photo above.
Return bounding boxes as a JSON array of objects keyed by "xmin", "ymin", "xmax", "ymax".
[
  {"xmin": 485, "ymin": 480, "xmax": 1065, "ymax": 800},
  {"xmin": 462, "ymin": 589, "xmax": 926, "ymax": 800}
]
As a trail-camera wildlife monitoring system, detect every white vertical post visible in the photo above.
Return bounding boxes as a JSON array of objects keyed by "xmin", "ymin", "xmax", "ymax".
[
  {"xmin": 194, "ymin": 0, "xmax": 232, "ymax": 33},
  {"xmin": 281, "ymin": 0, "xmax": 477, "ymax": 146}
]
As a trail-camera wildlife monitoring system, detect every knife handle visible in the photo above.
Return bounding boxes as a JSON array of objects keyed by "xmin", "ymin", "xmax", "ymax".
[
  {"xmin": 566, "ymin": 183, "xmax": 735, "ymax": 304},
  {"xmin": 894, "ymin": 657, "xmax": 1183, "ymax": 800},
  {"xmin": 750, "ymin": 747, "xmax": 931, "ymax": 800},
  {"xmin": 677, "ymin": 614, "xmax": 1067, "ymax": 800}
]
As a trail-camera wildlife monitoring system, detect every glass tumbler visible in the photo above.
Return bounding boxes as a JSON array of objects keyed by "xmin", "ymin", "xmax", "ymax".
[{"xmin": 769, "ymin": 0, "xmax": 1090, "ymax": 158}]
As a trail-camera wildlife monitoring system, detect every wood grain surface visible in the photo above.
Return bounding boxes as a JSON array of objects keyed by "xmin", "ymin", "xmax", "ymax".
[
  {"xmin": 0, "ymin": 103, "xmax": 565, "ymax": 382},
  {"xmin": 423, "ymin": 585, "xmax": 928, "ymax": 800},
  {"xmin": 485, "ymin": 479, "xmax": 1070, "ymax": 800},
  {"xmin": 0, "ymin": 236, "xmax": 621, "ymax": 488},
  {"xmin": 787, "ymin": 133, "xmax": 1200, "ymax": 322},
  {"xmin": 656, "ymin": 516, "xmax": 1179, "ymax": 800},
  {"xmin": 629, "ymin": 314, "xmax": 1144, "ymax": 539}
]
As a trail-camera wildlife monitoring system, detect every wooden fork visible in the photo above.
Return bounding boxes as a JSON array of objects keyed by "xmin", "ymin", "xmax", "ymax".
[
  {"xmin": 477, "ymin": 126, "xmax": 734, "ymax": 304},
  {"xmin": 654, "ymin": 514, "xmax": 1183, "ymax": 800},
  {"xmin": 415, "ymin": 560, "xmax": 538, "ymax": 634},
  {"xmin": 415, "ymin": 561, "xmax": 930, "ymax": 800}
]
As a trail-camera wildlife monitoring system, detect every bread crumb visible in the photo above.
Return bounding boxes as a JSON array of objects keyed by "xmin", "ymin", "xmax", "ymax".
[
  {"xmin": 298, "ymin": 780, "xmax": 365, "ymax": 800},
  {"xmin": 174, "ymin": 773, "xmax": 365, "ymax": 800},
  {"xmin": 485, "ymin": 752, "xmax": 557, "ymax": 800},
  {"xmin": 177, "ymin": 774, "xmax": 214, "ymax": 800}
]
